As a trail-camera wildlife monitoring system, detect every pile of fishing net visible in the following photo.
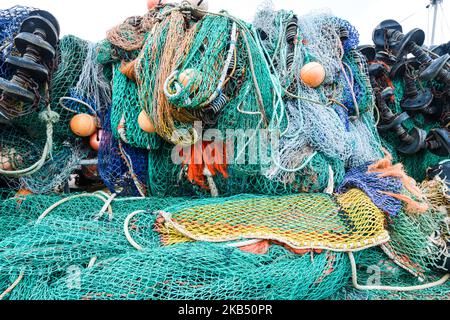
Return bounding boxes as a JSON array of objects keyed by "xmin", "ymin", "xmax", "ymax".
[
  {"xmin": 0, "ymin": 7, "xmax": 95, "ymax": 193},
  {"xmin": 92, "ymin": 1, "xmax": 385, "ymax": 198},
  {"xmin": 0, "ymin": 1, "xmax": 449, "ymax": 301},
  {"xmin": 0, "ymin": 152, "xmax": 448, "ymax": 301},
  {"xmin": 0, "ymin": 192, "xmax": 351, "ymax": 300}
]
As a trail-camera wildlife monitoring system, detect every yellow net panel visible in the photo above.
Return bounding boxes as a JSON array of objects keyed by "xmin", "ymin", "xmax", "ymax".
[
  {"xmin": 157, "ymin": 189, "xmax": 389, "ymax": 252},
  {"xmin": 420, "ymin": 179, "xmax": 449, "ymax": 212}
]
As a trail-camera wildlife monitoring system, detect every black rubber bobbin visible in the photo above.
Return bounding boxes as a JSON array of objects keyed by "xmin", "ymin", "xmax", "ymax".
[
  {"xmin": 384, "ymin": 27, "xmax": 450, "ymax": 87},
  {"xmin": 286, "ymin": 16, "xmax": 298, "ymax": 44},
  {"xmin": 426, "ymin": 128, "xmax": 450, "ymax": 157},
  {"xmin": 372, "ymin": 19, "xmax": 403, "ymax": 50},
  {"xmin": 392, "ymin": 59, "xmax": 436, "ymax": 115},
  {"xmin": 0, "ymin": 10, "xmax": 59, "ymax": 119},
  {"xmin": 357, "ymin": 45, "xmax": 376, "ymax": 63},
  {"xmin": 432, "ymin": 41, "xmax": 450, "ymax": 57},
  {"xmin": 377, "ymin": 87, "xmax": 427, "ymax": 155}
]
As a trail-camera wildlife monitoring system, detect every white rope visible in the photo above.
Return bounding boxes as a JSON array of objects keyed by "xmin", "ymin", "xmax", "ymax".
[
  {"xmin": 0, "ymin": 271, "xmax": 25, "ymax": 300},
  {"xmin": 124, "ymin": 210, "xmax": 146, "ymax": 251},
  {"xmin": 87, "ymin": 257, "xmax": 98, "ymax": 269},
  {"xmin": 227, "ymin": 239, "xmax": 264, "ymax": 248},
  {"xmin": 204, "ymin": 168, "xmax": 219, "ymax": 198},
  {"xmin": 36, "ymin": 193, "xmax": 112, "ymax": 225},
  {"xmin": 324, "ymin": 165, "xmax": 334, "ymax": 195},
  {"xmin": 349, "ymin": 252, "xmax": 450, "ymax": 292},
  {"xmin": 94, "ymin": 193, "xmax": 117, "ymax": 221},
  {"xmin": 0, "ymin": 105, "xmax": 57, "ymax": 177},
  {"xmin": 59, "ymin": 96, "xmax": 97, "ymax": 116}
]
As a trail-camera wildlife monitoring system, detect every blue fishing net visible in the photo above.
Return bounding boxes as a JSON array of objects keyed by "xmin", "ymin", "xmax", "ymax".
[
  {"xmin": 337, "ymin": 162, "xmax": 403, "ymax": 217},
  {"xmin": 98, "ymin": 110, "xmax": 148, "ymax": 197}
]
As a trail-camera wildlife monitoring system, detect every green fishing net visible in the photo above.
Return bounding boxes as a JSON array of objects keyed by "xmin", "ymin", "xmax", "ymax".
[
  {"xmin": 331, "ymin": 248, "xmax": 450, "ymax": 301},
  {"xmin": 51, "ymin": 35, "xmax": 90, "ymax": 145},
  {"xmin": 0, "ymin": 193, "xmax": 351, "ymax": 301},
  {"xmin": 110, "ymin": 64, "xmax": 161, "ymax": 150},
  {"xmin": 0, "ymin": 2, "xmax": 448, "ymax": 302}
]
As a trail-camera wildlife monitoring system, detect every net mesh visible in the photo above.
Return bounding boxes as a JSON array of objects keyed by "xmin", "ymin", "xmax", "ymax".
[
  {"xmin": 0, "ymin": 193, "xmax": 350, "ymax": 301},
  {"xmin": 157, "ymin": 189, "xmax": 389, "ymax": 252},
  {"xmin": 110, "ymin": 64, "xmax": 161, "ymax": 150},
  {"xmin": 0, "ymin": 1, "xmax": 448, "ymax": 301}
]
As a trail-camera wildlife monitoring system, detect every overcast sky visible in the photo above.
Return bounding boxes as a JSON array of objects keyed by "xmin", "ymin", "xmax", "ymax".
[{"xmin": 2, "ymin": 0, "xmax": 449, "ymax": 46}]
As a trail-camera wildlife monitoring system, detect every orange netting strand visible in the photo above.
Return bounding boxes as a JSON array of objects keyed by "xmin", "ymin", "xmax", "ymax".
[
  {"xmin": 367, "ymin": 149, "xmax": 430, "ymax": 214},
  {"xmin": 180, "ymin": 141, "xmax": 229, "ymax": 190}
]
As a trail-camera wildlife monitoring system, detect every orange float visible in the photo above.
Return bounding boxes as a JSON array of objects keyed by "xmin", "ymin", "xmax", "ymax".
[
  {"xmin": 0, "ymin": 148, "xmax": 22, "ymax": 171},
  {"xmin": 15, "ymin": 189, "xmax": 33, "ymax": 197},
  {"xmin": 147, "ymin": 0, "xmax": 165, "ymax": 10},
  {"xmin": 300, "ymin": 62, "xmax": 326, "ymax": 88},
  {"xmin": 138, "ymin": 111, "xmax": 156, "ymax": 133},
  {"xmin": 70, "ymin": 114, "xmax": 97, "ymax": 137},
  {"xmin": 179, "ymin": 68, "xmax": 202, "ymax": 93},
  {"xmin": 90, "ymin": 130, "xmax": 103, "ymax": 151}
]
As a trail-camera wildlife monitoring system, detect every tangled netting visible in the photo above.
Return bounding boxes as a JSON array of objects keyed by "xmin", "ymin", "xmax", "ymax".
[
  {"xmin": 0, "ymin": 193, "xmax": 351, "ymax": 300},
  {"xmin": 59, "ymin": 42, "xmax": 111, "ymax": 121},
  {"xmin": 157, "ymin": 189, "xmax": 389, "ymax": 252},
  {"xmin": 332, "ymin": 248, "xmax": 450, "ymax": 301},
  {"xmin": 0, "ymin": 190, "xmax": 448, "ymax": 301},
  {"xmin": 338, "ymin": 163, "xmax": 403, "ymax": 217},
  {"xmin": 110, "ymin": 64, "xmax": 161, "ymax": 150},
  {"xmin": 98, "ymin": 110, "xmax": 148, "ymax": 197},
  {"xmin": 0, "ymin": 1, "xmax": 449, "ymax": 301},
  {"xmin": 0, "ymin": 6, "xmax": 35, "ymax": 79}
]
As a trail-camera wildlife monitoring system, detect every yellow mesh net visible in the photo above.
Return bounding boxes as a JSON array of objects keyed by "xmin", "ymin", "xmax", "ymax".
[
  {"xmin": 420, "ymin": 179, "xmax": 449, "ymax": 212},
  {"xmin": 156, "ymin": 189, "xmax": 389, "ymax": 252}
]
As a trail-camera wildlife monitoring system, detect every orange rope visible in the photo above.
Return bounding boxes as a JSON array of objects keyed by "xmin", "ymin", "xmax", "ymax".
[{"xmin": 238, "ymin": 240, "xmax": 323, "ymax": 256}]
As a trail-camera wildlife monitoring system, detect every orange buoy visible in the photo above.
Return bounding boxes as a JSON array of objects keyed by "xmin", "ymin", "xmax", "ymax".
[
  {"xmin": 15, "ymin": 189, "xmax": 33, "ymax": 197},
  {"xmin": 179, "ymin": 68, "xmax": 202, "ymax": 93},
  {"xmin": 147, "ymin": 0, "xmax": 165, "ymax": 10},
  {"xmin": 138, "ymin": 111, "xmax": 156, "ymax": 133},
  {"xmin": 70, "ymin": 114, "xmax": 97, "ymax": 137},
  {"xmin": 119, "ymin": 60, "xmax": 137, "ymax": 81},
  {"xmin": 15, "ymin": 189, "xmax": 33, "ymax": 204},
  {"xmin": 90, "ymin": 130, "xmax": 103, "ymax": 151},
  {"xmin": 0, "ymin": 148, "xmax": 21, "ymax": 171},
  {"xmin": 300, "ymin": 62, "xmax": 326, "ymax": 88}
]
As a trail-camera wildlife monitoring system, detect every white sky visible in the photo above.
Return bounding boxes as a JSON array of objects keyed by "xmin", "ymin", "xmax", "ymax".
[{"xmin": 2, "ymin": 0, "xmax": 449, "ymax": 46}]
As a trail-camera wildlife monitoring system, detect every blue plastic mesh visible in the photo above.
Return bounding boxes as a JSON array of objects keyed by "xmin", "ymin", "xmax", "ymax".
[
  {"xmin": 98, "ymin": 110, "xmax": 148, "ymax": 196},
  {"xmin": 333, "ymin": 17, "xmax": 360, "ymax": 53},
  {"xmin": 337, "ymin": 162, "xmax": 403, "ymax": 217}
]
